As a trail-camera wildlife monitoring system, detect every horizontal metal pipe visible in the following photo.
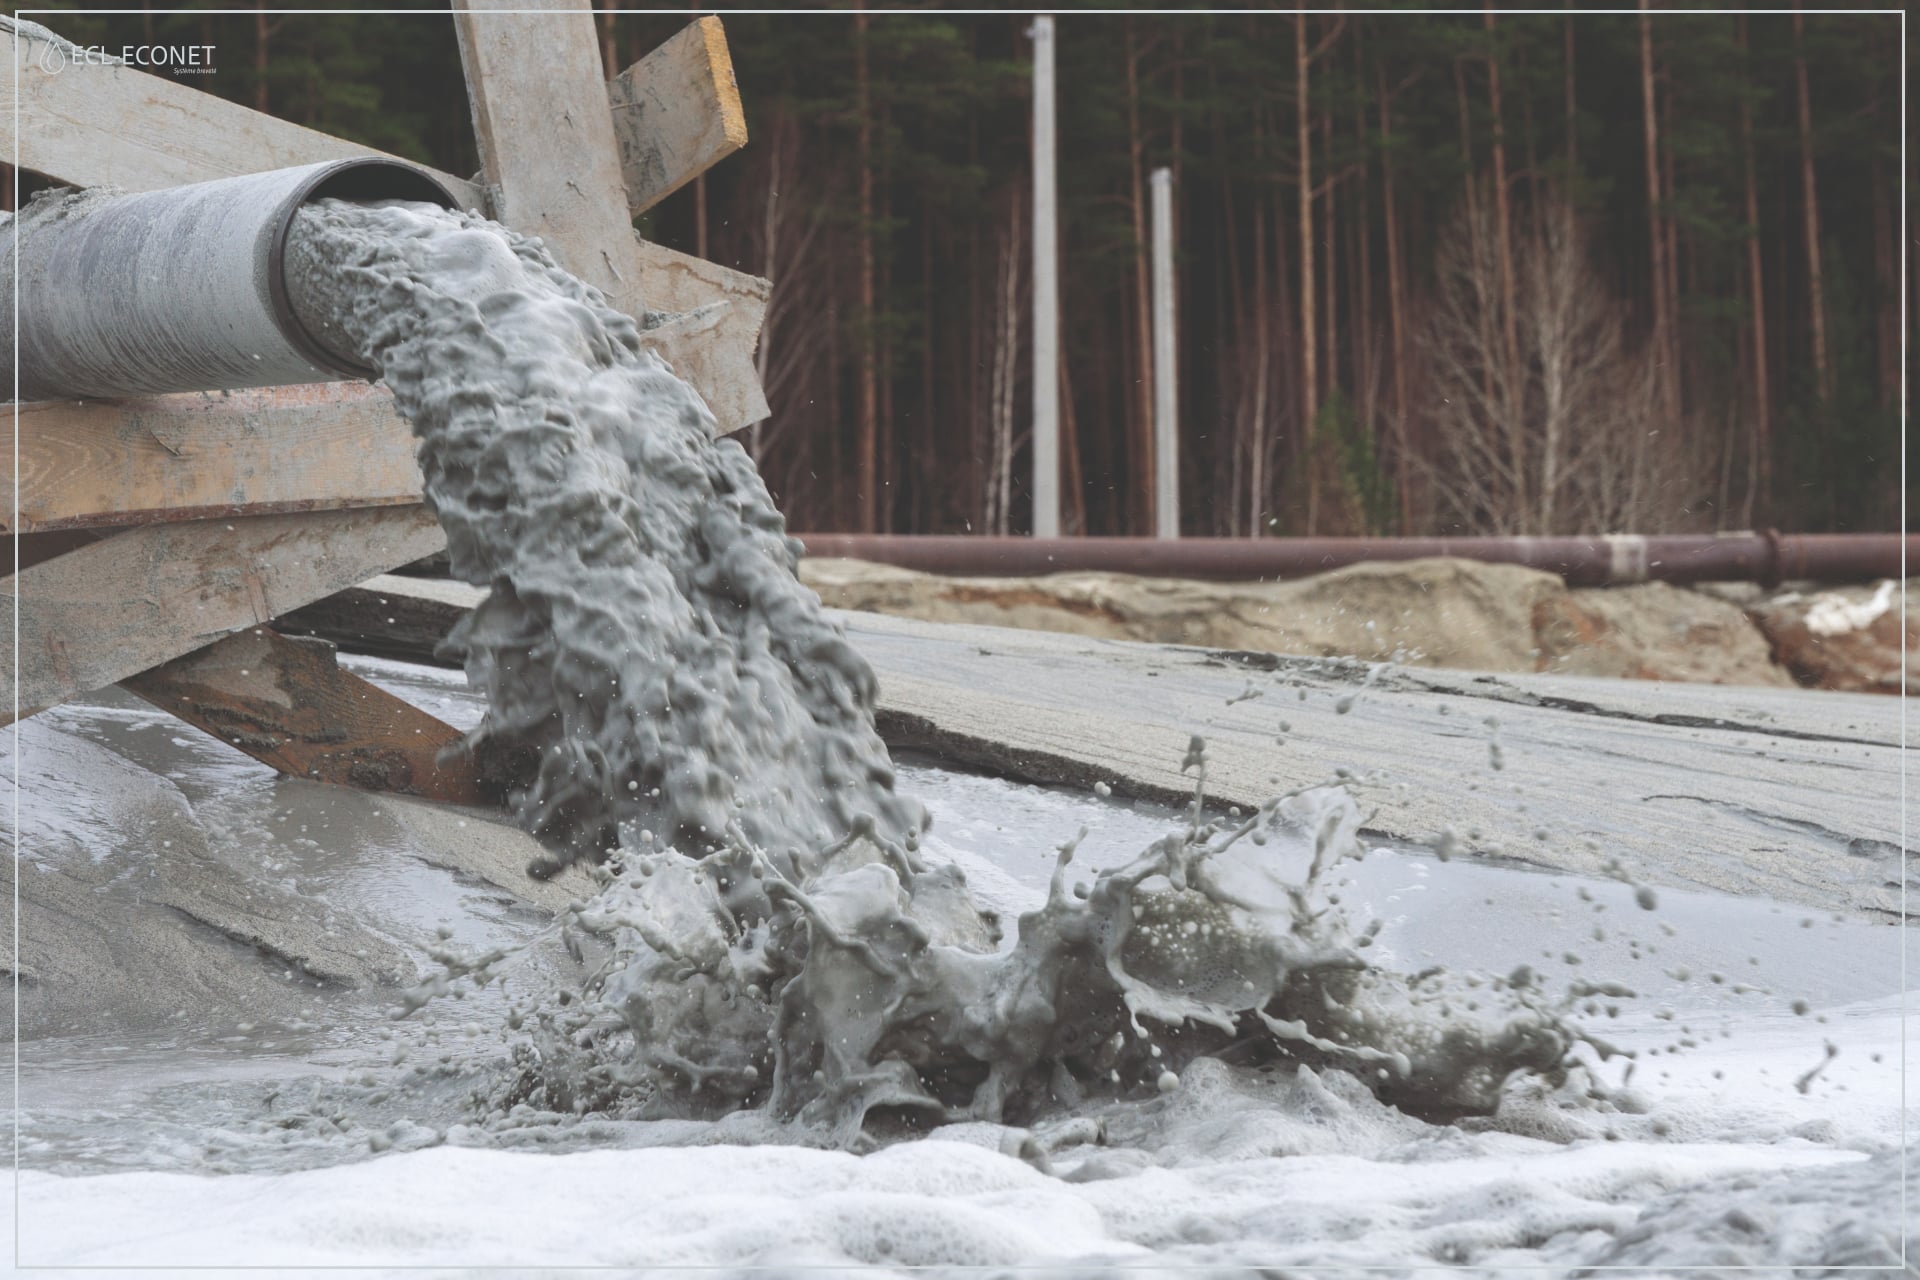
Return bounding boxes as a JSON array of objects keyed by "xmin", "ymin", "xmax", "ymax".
[
  {"xmin": 2, "ymin": 158, "xmax": 457, "ymax": 402},
  {"xmin": 791, "ymin": 532, "xmax": 1915, "ymax": 587}
]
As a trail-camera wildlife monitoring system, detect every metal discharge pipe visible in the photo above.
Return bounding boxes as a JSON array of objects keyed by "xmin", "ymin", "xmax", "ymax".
[
  {"xmin": 793, "ymin": 532, "xmax": 1915, "ymax": 587},
  {"xmin": 1, "ymin": 158, "xmax": 457, "ymax": 402}
]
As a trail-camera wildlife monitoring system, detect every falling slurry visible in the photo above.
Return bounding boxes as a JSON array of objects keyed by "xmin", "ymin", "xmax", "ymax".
[{"xmin": 287, "ymin": 199, "xmax": 1593, "ymax": 1143}]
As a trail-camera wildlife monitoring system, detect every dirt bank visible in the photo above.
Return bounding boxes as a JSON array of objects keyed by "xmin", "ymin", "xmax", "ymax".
[
  {"xmin": 1746, "ymin": 580, "xmax": 1918, "ymax": 695},
  {"xmin": 799, "ymin": 556, "xmax": 1796, "ymax": 688}
]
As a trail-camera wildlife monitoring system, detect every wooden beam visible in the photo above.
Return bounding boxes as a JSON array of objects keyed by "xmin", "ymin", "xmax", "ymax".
[
  {"xmin": 609, "ymin": 16, "xmax": 747, "ymax": 215},
  {"xmin": 0, "ymin": 17, "xmax": 480, "ymax": 205},
  {"xmin": 278, "ymin": 574, "xmax": 482, "ymax": 667},
  {"xmin": 450, "ymin": 2, "xmax": 768, "ymax": 433},
  {"xmin": 2, "ymin": 383, "xmax": 424, "ymax": 534},
  {"xmin": 633, "ymin": 260, "xmax": 772, "ymax": 434},
  {"xmin": 451, "ymin": 0, "xmax": 638, "ymax": 301},
  {"xmin": 0, "ymin": 504, "xmax": 447, "ymax": 723},
  {"xmin": 121, "ymin": 627, "xmax": 496, "ymax": 806}
]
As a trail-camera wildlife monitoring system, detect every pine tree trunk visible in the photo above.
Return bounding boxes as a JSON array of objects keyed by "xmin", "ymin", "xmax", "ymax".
[
  {"xmin": 1738, "ymin": 15, "xmax": 1771, "ymax": 523},
  {"xmin": 1060, "ymin": 346, "xmax": 1087, "ymax": 534},
  {"xmin": 878, "ymin": 106, "xmax": 895, "ymax": 531},
  {"xmin": 1352, "ymin": 45, "xmax": 1375, "ymax": 474},
  {"xmin": 1639, "ymin": 3, "xmax": 1675, "ymax": 423},
  {"xmin": 1296, "ymin": 8, "xmax": 1318, "ymax": 441},
  {"xmin": 1378, "ymin": 67, "xmax": 1411, "ymax": 532},
  {"xmin": 1126, "ymin": 22, "xmax": 1156, "ymax": 535},
  {"xmin": 1322, "ymin": 108, "xmax": 1337, "ymax": 416},
  {"xmin": 255, "ymin": 4, "xmax": 271, "ymax": 114},
  {"xmin": 598, "ymin": 3, "xmax": 617, "ymax": 79},
  {"xmin": 1662, "ymin": 84, "xmax": 1682, "ymax": 416},
  {"xmin": 1250, "ymin": 195, "xmax": 1271, "ymax": 535},
  {"xmin": 1793, "ymin": 5, "xmax": 1830, "ymax": 405},
  {"xmin": 921, "ymin": 216, "xmax": 935, "ymax": 531},
  {"xmin": 1871, "ymin": 151, "xmax": 1897, "ymax": 409},
  {"xmin": 1564, "ymin": 11, "xmax": 1577, "ymax": 236},
  {"xmin": 854, "ymin": 6, "xmax": 878, "ymax": 531},
  {"xmin": 1485, "ymin": 6, "xmax": 1527, "ymax": 527}
]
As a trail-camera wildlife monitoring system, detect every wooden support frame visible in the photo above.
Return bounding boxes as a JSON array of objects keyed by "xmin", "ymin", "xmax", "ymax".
[
  {"xmin": 123, "ymin": 627, "xmax": 497, "ymax": 806},
  {"xmin": 2, "ymin": 383, "xmax": 422, "ymax": 533},
  {"xmin": 611, "ymin": 17, "xmax": 748, "ymax": 215},
  {"xmin": 452, "ymin": 0, "xmax": 771, "ymax": 432},
  {"xmin": 0, "ymin": 504, "xmax": 447, "ymax": 724},
  {"xmin": 1, "ymin": 6, "xmax": 767, "ymax": 508},
  {"xmin": 4, "ymin": 8, "xmax": 765, "ymax": 797}
]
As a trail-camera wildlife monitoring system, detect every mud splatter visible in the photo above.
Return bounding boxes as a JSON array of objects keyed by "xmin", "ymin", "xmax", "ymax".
[{"xmin": 288, "ymin": 198, "xmax": 1599, "ymax": 1143}]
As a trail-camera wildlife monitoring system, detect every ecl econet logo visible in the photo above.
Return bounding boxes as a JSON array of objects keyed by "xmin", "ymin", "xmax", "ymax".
[{"xmin": 37, "ymin": 40, "xmax": 216, "ymax": 76}]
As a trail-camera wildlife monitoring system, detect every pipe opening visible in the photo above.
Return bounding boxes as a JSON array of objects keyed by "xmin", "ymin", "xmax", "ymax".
[{"xmin": 270, "ymin": 159, "xmax": 460, "ymax": 381}]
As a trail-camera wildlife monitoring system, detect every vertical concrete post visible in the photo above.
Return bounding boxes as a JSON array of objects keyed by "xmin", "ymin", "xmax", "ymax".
[
  {"xmin": 1030, "ymin": 15, "xmax": 1061, "ymax": 538},
  {"xmin": 1151, "ymin": 166, "xmax": 1179, "ymax": 539}
]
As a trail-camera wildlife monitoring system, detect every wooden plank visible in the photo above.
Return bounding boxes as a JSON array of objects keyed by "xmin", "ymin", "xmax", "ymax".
[
  {"xmin": 451, "ymin": 0, "xmax": 638, "ymax": 300},
  {"xmin": 0, "ymin": 16, "xmax": 480, "ymax": 206},
  {"xmin": 253, "ymin": 575, "xmax": 1909, "ymax": 919},
  {"xmin": 278, "ymin": 574, "xmax": 482, "ymax": 666},
  {"xmin": 450, "ymin": 2, "xmax": 768, "ymax": 432},
  {"xmin": 0, "ymin": 505, "xmax": 447, "ymax": 723},
  {"xmin": 608, "ymin": 17, "xmax": 747, "ymax": 215},
  {"xmin": 2, "ymin": 383, "xmax": 424, "ymax": 533},
  {"xmin": 632, "ymin": 264, "xmax": 771, "ymax": 433},
  {"xmin": 122, "ymin": 627, "xmax": 496, "ymax": 806},
  {"xmin": 843, "ymin": 611, "xmax": 1905, "ymax": 921}
]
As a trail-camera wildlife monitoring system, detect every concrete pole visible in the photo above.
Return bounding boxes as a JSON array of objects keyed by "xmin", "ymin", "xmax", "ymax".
[
  {"xmin": 1030, "ymin": 15, "xmax": 1060, "ymax": 538},
  {"xmin": 1150, "ymin": 166, "xmax": 1178, "ymax": 540}
]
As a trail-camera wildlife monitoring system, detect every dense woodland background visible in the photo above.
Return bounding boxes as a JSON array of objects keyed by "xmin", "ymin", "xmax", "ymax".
[{"xmin": 16, "ymin": 5, "xmax": 1911, "ymax": 536}]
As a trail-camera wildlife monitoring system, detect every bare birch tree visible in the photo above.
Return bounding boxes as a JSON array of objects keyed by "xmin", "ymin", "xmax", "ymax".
[
  {"xmin": 985, "ymin": 190, "xmax": 1024, "ymax": 536},
  {"xmin": 1424, "ymin": 192, "xmax": 1708, "ymax": 536}
]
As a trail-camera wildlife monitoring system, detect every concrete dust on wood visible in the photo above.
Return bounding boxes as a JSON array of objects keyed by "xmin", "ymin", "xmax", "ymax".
[{"xmin": 842, "ymin": 610, "xmax": 1903, "ymax": 920}]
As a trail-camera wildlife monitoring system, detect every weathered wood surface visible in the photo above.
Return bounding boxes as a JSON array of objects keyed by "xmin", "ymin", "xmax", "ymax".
[
  {"xmin": 451, "ymin": 0, "xmax": 638, "ymax": 300},
  {"xmin": 279, "ymin": 575, "xmax": 480, "ymax": 666},
  {"xmin": 609, "ymin": 16, "xmax": 747, "ymax": 215},
  {"xmin": 122, "ymin": 627, "xmax": 493, "ymax": 805},
  {"xmin": 0, "ymin": 506, "xmax": 447, "ymax": 723},
  {"xmin": 289, "ymin": 575, "xmax": 1906, "ymax": 920},
  {"xmin": 632, "ymin": 242, "xmax": 772, "ymax": 433},
  {"xmin": 450, "ymin": 3, "xmax": 768, "ymax": 433},
  {"xmin": 848, "ymin": 612, "xmax": 1905, "ymax": 922},
  {"xmin": 3, "ymin": 383, "xmax": 423, "ymax": 533},
  {"xmin": 0, "ymin": 16, "xmax": 479, "ymax": 206}
]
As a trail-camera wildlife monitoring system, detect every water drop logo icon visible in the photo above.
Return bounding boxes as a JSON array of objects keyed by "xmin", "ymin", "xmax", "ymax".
[{"xmin": 38, "ymin": 39, "xmax": 67, "ymax": 76}]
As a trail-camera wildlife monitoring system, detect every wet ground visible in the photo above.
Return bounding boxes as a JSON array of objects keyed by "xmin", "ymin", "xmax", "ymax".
[{"xmin": 2, "ymin": 650, "xmax": 1908, "ymax": 1273}]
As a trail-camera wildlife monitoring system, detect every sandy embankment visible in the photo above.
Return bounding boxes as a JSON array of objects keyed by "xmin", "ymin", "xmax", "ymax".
[{"xmin": 799, "ymin": 555, "xmax": 1916, "ymax": 693}]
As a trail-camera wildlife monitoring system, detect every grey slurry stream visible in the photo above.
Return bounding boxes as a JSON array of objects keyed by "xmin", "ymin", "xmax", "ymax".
[
  {"xmin": 10, "ymin": 196, "xmax": 1892, "ymax": 1269},
  {"xmin": 285, "ymin": 196, "xmax": 1593, "ymax": 1137}
]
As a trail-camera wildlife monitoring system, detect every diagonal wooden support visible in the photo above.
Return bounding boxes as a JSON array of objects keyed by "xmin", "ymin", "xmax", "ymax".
[
  {"xmin": 0, "ymin": 505, "xmax": 447, "ymax": 724},
  {"xmin": 610, "ymin": 16, "xmax": 747, "ymax": 215},
  {"xmin": 1, "ymin": 16, "xmax": 480, "ymax": 203},
  {"xmin": 121, "ymin": 628, "xmax": 495, "ymax": 805}
]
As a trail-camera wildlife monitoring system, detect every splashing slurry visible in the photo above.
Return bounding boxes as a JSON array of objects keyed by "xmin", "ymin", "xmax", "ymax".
[{"xmin": 284, "ymin": 198, "xmax": 1604, "ymax": 1147}]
